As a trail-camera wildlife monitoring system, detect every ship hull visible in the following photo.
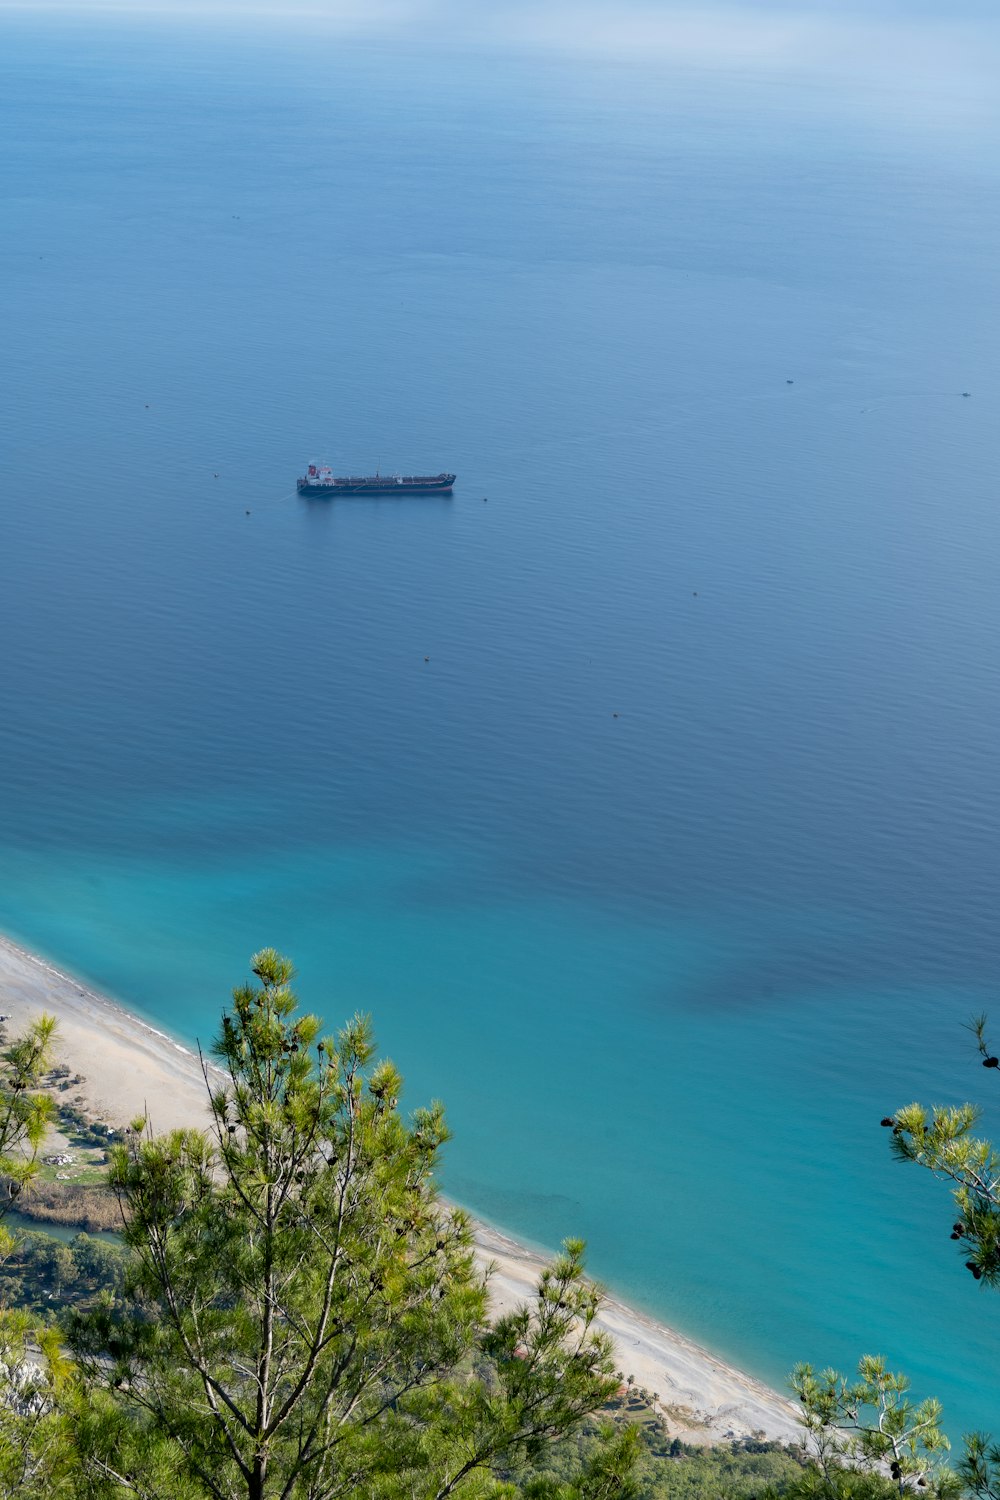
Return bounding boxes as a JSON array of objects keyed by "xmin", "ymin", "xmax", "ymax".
[{"xmin": 297, "ymin": 474, "xmax": 455, "ymax": 496}]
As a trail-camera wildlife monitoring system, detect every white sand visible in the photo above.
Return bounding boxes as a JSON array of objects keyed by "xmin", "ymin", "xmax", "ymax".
[{"xmin": 0, "ymin": 933, "xmax": 801, "ymax": 1444}]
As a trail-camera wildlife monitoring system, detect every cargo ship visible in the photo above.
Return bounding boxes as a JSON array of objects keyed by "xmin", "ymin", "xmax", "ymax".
[{"xmin": 297, "ymin": 464, "xmax": 456, "ymax": 496}]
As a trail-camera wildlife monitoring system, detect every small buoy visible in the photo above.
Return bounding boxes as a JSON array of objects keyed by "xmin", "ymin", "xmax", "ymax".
[
  {"xmin": 786, "ymin": 379, "xmax": 794, "ymax": 385},
  {"xmin": 612, "ymin": 713, "xmax": 619, "ymax": 719},
  {"xmin": 245, "ymin": 510, "xmax": 250, "ymax": 515},
  {"xmin": 693, "ymin": 591, "xmax": 698, "ymax": 597},
  {"xmin": 145, "ymin": 404, "xmax": 150, "ymax": 408},
  {"xmin": 483, "ymin": 497, "xmax": 488, "ymax": 502}
]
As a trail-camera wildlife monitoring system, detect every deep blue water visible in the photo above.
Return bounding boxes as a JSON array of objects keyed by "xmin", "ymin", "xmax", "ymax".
[{"xmin": 3, "ymin": 1, "xmax": 1000, "ymax": 1435}]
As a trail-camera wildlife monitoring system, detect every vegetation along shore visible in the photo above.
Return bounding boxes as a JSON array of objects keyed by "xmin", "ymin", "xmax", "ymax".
[
  {"xmin": 0, "ymin": 932, "xmax": 799, "ymax": 1448},
  {"xmin": 2, "ymin": 938, "xmax": 988, "ymax": 1499}
]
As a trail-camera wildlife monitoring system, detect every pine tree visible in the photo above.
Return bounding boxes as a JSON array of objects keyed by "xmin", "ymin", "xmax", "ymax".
[
  {"xmin": 69, "ymin": 950, "xmax": 632, "ymax": 1500},
  {"xmin": 0, "ymin": 1013, "xmax": 58, "ymax": 1214},
  {"xmin": 789, "ymin": 1357, "xmax": 955, "ymax": 1499},
  {"xmin": 882, "ymin": 1015, "xmax": 1000, "ymax": 1499},
  {"xmin": 885, "ymin": 1016, "xmax": 1000, "ymax": 1285}
]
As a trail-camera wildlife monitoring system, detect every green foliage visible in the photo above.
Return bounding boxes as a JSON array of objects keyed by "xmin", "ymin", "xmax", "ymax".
[
  {"xmin": 68, "ymin": 950, "xmax": 631, "ymax": 1500},
  {"xmin": 761, "ymin": 1465, "xmax": 903, "ymax": 1499},
  {"xmin": 514, "ymin": 1424, "xmax": 641, "ymax": 1499},
  {"xmin": 887, "ymin": 1099, "xmax": 1000, "ymax": 1288},
  {"xmin": 956, "ymin": 1432, "xmax": 1000, "ymax": 1500},
  {"xmin": 0, "ymin": 1015, "xmax": 59, "ymax": 1210},
  {"xmin": 635, "ymin": 1440, "xmax": 808, "ymax": 1500},
  {"xmin": 0, "ymin": 1230, "xmax": 126, "ymax": 1317},
  {"xmin": 506, "ymin": 1419, "xmax": 808, "ymax": 1500},
  {"xmin": 53, "ymin": 1103, "xmax": 119, "ymax": 1154},
  {"xmin": 0, "ymin": 1016, "xmax": 89, "ymax": 1497},
  {"xmin": 0, "ymin": 1306, "xmax": 80, "ymax": 1497},
  {"xmin": 885, "ymin": 1016, "xmax": 1000, "ymax": 1497},
  {"xmin": 790, "ymin": 1357, "xmax": 954, "ymax": 1497},
  {"xmin": 887, "ymin": 1016, "xmax": 1000, "ymax": 1287}
]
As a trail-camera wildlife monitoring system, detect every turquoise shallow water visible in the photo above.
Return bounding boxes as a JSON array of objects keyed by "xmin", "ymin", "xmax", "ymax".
[{"xmin": 3, "ymin": 1, "xmax": 1000, "ymax": 1435}]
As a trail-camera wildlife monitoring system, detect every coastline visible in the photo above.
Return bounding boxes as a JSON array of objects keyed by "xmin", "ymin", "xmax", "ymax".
[{"xmin": 0, "ymin": 932, "xmax": 801, "ymax": 1445}]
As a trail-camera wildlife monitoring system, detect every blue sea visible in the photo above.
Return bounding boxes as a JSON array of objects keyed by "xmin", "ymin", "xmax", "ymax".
[{"xmin": 3, "ymin": 0, "xmax": 1000, "ymax": 1437}]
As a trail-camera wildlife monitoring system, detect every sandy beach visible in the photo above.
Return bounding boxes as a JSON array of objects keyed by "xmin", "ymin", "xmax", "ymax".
[{"xmin": 0, "ymin": 932, "xmax": 801, "ymax": 1445}]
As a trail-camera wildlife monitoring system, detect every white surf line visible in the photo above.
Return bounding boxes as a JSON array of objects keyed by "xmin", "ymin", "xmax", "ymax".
[
  {"xmin": 0, "ymin": 932, "xmax": 801, "ymax": 1440},
  {"xmin": 0, "ymin": 934, "xmax": 229, "ymax": 1083}
]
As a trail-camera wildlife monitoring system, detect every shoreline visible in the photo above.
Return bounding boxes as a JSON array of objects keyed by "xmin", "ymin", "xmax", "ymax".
[{"xmin": 0, "ymin": 932, "xmax": 801, "ymax": 1445}]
